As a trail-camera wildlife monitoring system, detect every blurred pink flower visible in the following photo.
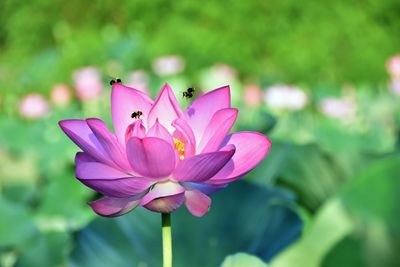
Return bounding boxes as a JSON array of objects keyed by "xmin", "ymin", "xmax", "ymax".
[
  {"xmin": 243, "ymin": 84, "xmax": 262, "ymax": 107},
  {"xmin": 263, "ymin": 84, "xmax": 308, "ymax": 111},
  {"xmin": 59, "ymin": 83, "xmax": 271, "ymax": 217},
  {"xmin": 386, "ymin": 54, "xmax": 400, "ymax": 78},
  {"xmin": 200, "ymin": 64, "xmax": 238, "ymax": 95},
  {"xmin": 319, "ymin": 97, "xmax": 356, "ymax": 121},
  {"xmin": 210, "ymin": 64, "xmax": 237, "ymax": 82},
  {"xmin": 388, "ymin": 78, "xmax": 400, "ymax": 95},
  {"xmin": 152, "ymin": 55, "xmax": 185, "ymax": 76},
  {"xmin": 72, "ymin": 67, "xmax": 103, "ymax": 101},
  {"xmin": 126, "ymin": 70, "xmax": 150, "ymax": 94},
  {"xmin": 51, "ymin": 84, "xmax": 72, "ymax": 107},
  {"xmin": 19, "ymin": 93, "xmax": 49, "ymax": 119}
]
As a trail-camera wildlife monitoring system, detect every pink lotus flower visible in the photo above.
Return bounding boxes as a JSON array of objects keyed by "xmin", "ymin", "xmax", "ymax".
[
  {"xmin": 59, "ymin": 83, "xmax": 271, "ymax": 217},
  {"xmin": 51, "ymin": 84, "xmax": 72, "ymax": 107},
  {"xmin": 72, "ymin": 67, "xmax": 103, "ymax": 101},
  {"xmin": 200, "ymin": 64, "xmax": 238, "ymax": 90},
  {"xmin": 386, "ymin": 54, "xmax": 400, "ymax": 78},
  {"xmin": 388, "ymin": 78, "xmax": 400, "ymax": 95},
  {"xmin": 19, "ymin": 93, "xmax": 49, "ymax": 119},
  {"xmin": 319, "ymin": 97, "xmax": 356, "ymax": 121},
  {"xmin": 152, "ymin": 55, "xmax": 185, "ymax": 76},
  {"xmin": 243, "ymin": 84, "xmax": 262, "ymax": 107},
  {"xmin": 126, "ymin": 70, "xmax": 150, "ymax": 94},
  {"xmin": 263, "ymin": 84, "xmax": 308, "ymax": 111}
]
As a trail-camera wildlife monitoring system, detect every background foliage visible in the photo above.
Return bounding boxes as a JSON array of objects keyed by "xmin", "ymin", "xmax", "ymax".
[{"xmin": 0, "ymin": 0, "xmax": 399, "ymax": 267}]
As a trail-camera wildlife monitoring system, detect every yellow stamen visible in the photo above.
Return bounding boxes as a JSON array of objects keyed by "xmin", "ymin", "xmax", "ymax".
[{"xmin": 174, "ymin": 138, "xmax": 185, "ymax": 160}]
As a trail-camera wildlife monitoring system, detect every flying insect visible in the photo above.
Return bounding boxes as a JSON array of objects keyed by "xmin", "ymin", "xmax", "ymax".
[{"xmin": 183, "ymin": 87, "xmax": 195, "ymax": 99}]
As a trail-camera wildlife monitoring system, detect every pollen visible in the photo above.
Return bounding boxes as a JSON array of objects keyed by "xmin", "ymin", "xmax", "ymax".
[{"xmin": 174, "ymin": 138, "xmax": 185, "ymax": 160}]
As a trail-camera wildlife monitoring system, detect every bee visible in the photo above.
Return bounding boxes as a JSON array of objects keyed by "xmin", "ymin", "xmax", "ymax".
[
  {"xmin": 183, "ymin": 87, "xmax": 195, "ymax": 99},
  {"xmin": 109, "ymin": 78, "xmax": 122, "ymax": 85},
  {"xmin": 131, "ymin": 110, "xmax": 143, "ymax": 119}
]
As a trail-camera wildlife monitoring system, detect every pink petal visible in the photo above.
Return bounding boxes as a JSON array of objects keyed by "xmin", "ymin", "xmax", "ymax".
[
  {"xmin": 184, "ymin": 86, "xmax": 230, "ymax": 144},
  {"xmin": 184, "ymin": 189, "xmax": 211, "ymax": 217},
  {"xmin": 86, "ymin": 118, "xmax": 131, "ymax": 171},
  {"xmin": 147, "ymin": 119, "xmax": 174, "ymax": 147},
  {"xmin": 197, "ymin": 108, "xmax": 238, "ymax": 153},
  {"xmin": 125, "ymin": 119, "xmax": 146, "ymax": 141},
  {"xmin": 89, "ymin": 195, "xmax": 142, "ymax": 217},
  {"xmin": 111, "ymin": 83, "xmax": 153, "ymax": 145},
  {"xmin": 75, "ymin": 151, "xmax": 95, "ymax": 164},
  {"xmin": 75, "ymin": 153, "xmax": 153, "ymax": 197},
  {"xmin": 59, "ymin": 119, "xmax": 112, "ymax": 165},
  {"xmin": 208, "ymin": 132, "xmax": 272, "ymax": 184},
  {"xmin": 126, "ymin": 137, "xmax": 176, "ymax": 178},
  {"xmin": 172, "ymin": 145, "xmax": 235, "ymax": 182},
  {"xmin": 140, "ymin": 181, "xmax": 185, "ymax": 213},
  {"xmin": 147, "ymin": 83, "xmax": 183, "ymax": 133},
  {"xmin": 172, "ymin": 118, "xmax": 196, "ymax": 157},
  {"xmin": 143, "ymin": 194, "xmax": 185, "ymax": 213}
]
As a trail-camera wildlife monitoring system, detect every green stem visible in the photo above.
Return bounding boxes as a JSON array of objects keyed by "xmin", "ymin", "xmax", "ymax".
[{"xmin": 162, "ymin": 213, "xmax": 172, "ymax": 267}]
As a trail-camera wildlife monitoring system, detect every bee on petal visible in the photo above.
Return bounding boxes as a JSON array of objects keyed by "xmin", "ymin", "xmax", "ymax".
[
  {"xmin": 109, "ymin": 78, "xmax": 122, "ymax": 85},
  {"xmin": 131, "ymin": 110, "xmax": 143, "ymax": 119}
]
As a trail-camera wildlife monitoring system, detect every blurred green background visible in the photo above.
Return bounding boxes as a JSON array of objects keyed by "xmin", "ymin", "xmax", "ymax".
[{"xmin": 1, "ymin": 0, "xmax": 400, "ymax": 266}]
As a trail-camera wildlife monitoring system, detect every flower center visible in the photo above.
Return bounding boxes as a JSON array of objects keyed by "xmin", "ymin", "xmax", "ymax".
[{"xmin": 173, "ymin": 138, "xmax": 185, "ymax": 160}]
